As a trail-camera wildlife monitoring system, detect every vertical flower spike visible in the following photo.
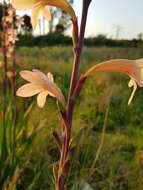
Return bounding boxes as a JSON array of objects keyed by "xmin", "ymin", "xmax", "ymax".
[
  {"xmin": 12, "ymin": 0, "xmax": 76, "ymax": 29},
  {"xmin": 84, "ymin": 58, "xmax": 143, "ymax": 104}
]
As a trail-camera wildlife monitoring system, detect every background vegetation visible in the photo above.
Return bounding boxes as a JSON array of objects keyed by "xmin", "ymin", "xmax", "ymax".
[
  {"xmin": 16, "ymin": 33, "xmax": 143, "ymax": 48},
  {"xmin": 0, "ymin": 46, "xmax": 142, "ymax": 190}
]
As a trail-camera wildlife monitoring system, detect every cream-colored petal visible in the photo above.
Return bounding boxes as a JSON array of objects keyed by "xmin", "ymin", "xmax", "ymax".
[
  {"xmin": 42, "ymin": 0, "xmax": 76, "ymax": 21},
  {"xmin": 84, "ymin": 59, "xmax": 143, "ymax": 86},
  {"xmin": 128, "ymin": 78, "xmax": 137, "ymax": 105},
  {"xmin": 47, "ymin": 72, "xmax": 54, "ymax": 82},
  {"xmin": 135, "ymin": 58, "xmax": 143, "ymax": 66},
  {"xmin": 42, "ymin": 80, "xmax": 65, "ymax": 106},
  {"xmin": 135, "ymin": 59, "xmax": 143, "ymax": 87},
  {"xmin": 83, "ymin": 58, "xmax": 143, "ymax": 105},
  {"xmin": 20, "ymin": 69, "xmax": 65, "ymax": 106},
  {"xmin": 16, "ymin": 83, "xmax": 43, "ymax": 97},
  {"xmin": 41, "ymin": 6, "xmax": 51, "ymax": 21},
  {"xmin": 37, "ymin": 91, "xmax": 49, "ymax": 108},
  {"xmin": 49, "ymin": 83, "xmax": 65, "ymax": 106},
  {"xmin": 33, "ymin": 69, "xmax": 48, "ymax": 82},
  {"xmin": 33, "ymin": 70, "xmax": 55, "ymax": 86},
  {"xmin": 47, "ymin": 91, "xmax": 55, "ymax": 97},
  {"xmin": 12, "ymin": 0, "xmax": 76, "ymax": 21},
  {"xmin": 84, "ymin": 59, "xmax": 136, "ymax": 76},
  {"xmin": 20, "ymin": 70, "xmax": 42, "ymax": 83},
  {"xmin": 11, "ymin": 0, "xmax": 37, "ymax": 10},
  {"xmin": 31, "ymin": 4, "xmax": 41, "ymax": 29}
]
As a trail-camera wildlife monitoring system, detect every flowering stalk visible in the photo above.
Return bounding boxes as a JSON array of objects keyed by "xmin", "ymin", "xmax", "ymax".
[
  {"xmin": 1, "ymin": 2, "xmax": 9, "ymax": 161},
  {"xmin": 1, "ymin": 3, "xmax": 23, "ymax": 171},
  {"xmin": 11, "ymin": 8, "xmax": 16, "ymax": 98},
  {"xmin": 69, "ymin": 0, "xmax": 91, "ymax": 97},
  {"xmin": 11, "ymin": 7, "xmax": 17, "ymax": 165},
  {"xmin": 55, "ymin": 1, "xmax": 92, "ymax": 189},
  {"xmin": 2, "ymin": 1, "xmax": 8, "ymax": 116}
]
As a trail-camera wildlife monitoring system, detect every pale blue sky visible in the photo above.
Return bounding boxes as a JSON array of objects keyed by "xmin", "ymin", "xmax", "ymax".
[
  {"xmin": 2, "ymin": 0, "xmax": 143, "ymax": 39},
  {"xmin": 74, "ymin": 0, "xmax": 143, "ymax": 39},
  {"xmin": 74, "ymin": 0, "xmax": 143, "ymax": 38}
]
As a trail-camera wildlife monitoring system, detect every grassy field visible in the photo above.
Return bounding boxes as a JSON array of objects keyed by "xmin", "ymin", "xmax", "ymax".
[{"xmin": 1, "ymin": 46, "xmax": 143, "ymax": 190}]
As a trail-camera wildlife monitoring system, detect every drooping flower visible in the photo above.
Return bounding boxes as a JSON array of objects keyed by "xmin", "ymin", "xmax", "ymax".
[
  {"xmin": 11, "ymin": 0, "xmax": 76, "ymax": 28},
  {"xmin": 16, "ymin": 70, "xmax": 65, "ymax": 108},
  {"xmin": 84, "ymin": 58, "xmax": 143, "ymax": 105}
]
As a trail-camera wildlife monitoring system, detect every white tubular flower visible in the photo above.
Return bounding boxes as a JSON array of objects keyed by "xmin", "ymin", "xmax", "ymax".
[
  {"xmin": 16, "ymin": 69, "xmax": 65, "ymax": 108},
  {"xmin": 11, "ymin": 0, "xmax": 76, "ymax": 29},
  {"xmin": 84, "ymin": 59, "xmax": 143, "ymax": 105}
]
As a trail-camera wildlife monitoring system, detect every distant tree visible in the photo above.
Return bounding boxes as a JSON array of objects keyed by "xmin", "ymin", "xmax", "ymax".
[
  {"xmin": 48, "ymin": 7, "xmax": 56, "ymax": 33},
  {"xmin": 137, "ymin": 33, "xmax": 143, "ymax": 41},
  {"xmin": 96, "ymin": 34, "xmax": 107, "ymax": 42},
  {"xmin": 56, "ymin": 0, "xmax": 73, "ymax": 34},
  {"xmin": 0, "ymin": 3, "xmax": 8, "ymax": 31},
  {"xmin": 21, "ymin": 14, "xmax": 32, "ymax": 34},
  {"xmin": 48, "ymin": 0, "xmax": 74, "ymax": 34},
  {"xmin": 55, "ymin": 24, "xmax": 65, "ymax": 34},
  {"xmin": 113, "ymin": 25, "xmax": 124, "ymax": 39}
]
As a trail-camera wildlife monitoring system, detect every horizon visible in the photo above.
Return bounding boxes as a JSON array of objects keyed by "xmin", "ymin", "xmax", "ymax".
[
  {"xmin": 74, "ymin": 0, "xmax": 143, "ymax": 39},
  {"xmin": 1, "ymin": 0, "xmax": 143, "ymax": 39}
]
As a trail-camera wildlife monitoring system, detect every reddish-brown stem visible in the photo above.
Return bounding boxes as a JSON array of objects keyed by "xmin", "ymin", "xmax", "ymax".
[
  {"xmin": 2, "ymin": 2, "xmax": 8, "ymax": 114},
  {"xmin": 12, "ymin": 11, "xmax": 17, "ymax": 98},
  {"xmin": 69, "ymin": 0, "xmax": 92, "ymax": 96},
  {"xmin": 11, "ymin": 9, "xmax": 17, "ymax": 124},
  {"xmin": 67, "ymin": 0, "xmax": 92, "ymax": 126},
  {"xmin": 55, "ymin": 1, "xmax": 92, "ymax": 190},
  {"xmin": 1, "ymin": 2, "xmax": 8, "ymax": 157}
]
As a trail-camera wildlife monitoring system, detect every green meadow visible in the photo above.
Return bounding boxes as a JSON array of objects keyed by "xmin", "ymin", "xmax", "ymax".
[{"xmin": 1, "ymin": 46, "xmax": 143, "ymax": 190}]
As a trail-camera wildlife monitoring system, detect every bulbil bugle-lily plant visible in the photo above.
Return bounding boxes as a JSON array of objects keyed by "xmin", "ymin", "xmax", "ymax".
[{"xmin": 11, "ymin": 0, "xmax": 143, "ymax": 189}]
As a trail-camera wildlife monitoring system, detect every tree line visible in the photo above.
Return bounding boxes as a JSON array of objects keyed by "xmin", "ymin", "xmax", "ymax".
[
  {"xmin": 16, "ymin": 33, "xmax": 143, "ymax": 48},
  {"xmin": 0, "ymin": 2, "xmax": 143, "ymax": 48}
]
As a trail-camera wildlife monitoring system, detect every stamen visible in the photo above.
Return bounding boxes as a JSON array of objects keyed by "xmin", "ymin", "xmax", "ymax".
[{"xmin": 128, "ymin": 78, "xmax": 137, "ymax": 105}]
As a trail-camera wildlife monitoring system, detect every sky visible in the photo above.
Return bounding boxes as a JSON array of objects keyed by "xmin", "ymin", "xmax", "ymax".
[
  {"xmin": 2, "ymin": 0, "xmax": 143, "ymax": 39},
  {"xmin": 73, "ymin": 0, "xmax": 143, "ymax": 39}
]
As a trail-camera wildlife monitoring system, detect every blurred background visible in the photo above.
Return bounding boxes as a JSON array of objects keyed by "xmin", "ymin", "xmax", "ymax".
[{"xmin": 0, "ymin": 0, "xmax": 143, "ymax": 190}]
